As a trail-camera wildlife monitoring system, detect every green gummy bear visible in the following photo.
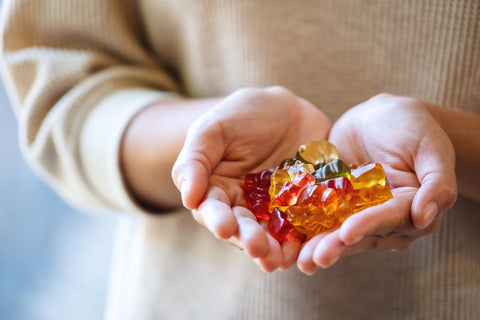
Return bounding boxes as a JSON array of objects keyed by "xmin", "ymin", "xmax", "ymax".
[{"xmin": 313, "ymin": 159, "xmax": 351, "ymax": 183}]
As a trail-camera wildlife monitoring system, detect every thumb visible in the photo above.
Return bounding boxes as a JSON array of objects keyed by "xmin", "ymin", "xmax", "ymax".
[
  {"xmin": 171, "ymin": 115, "xmax": 225, "ymax": 210},
  {"xmin": 411, "ymin": 131, "xmax": 457, "ymax": 229}
]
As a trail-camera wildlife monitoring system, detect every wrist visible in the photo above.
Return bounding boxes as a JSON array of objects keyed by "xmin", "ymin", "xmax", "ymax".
[{"xmin": 120, "ymin": 97, "xmax": 222, "ymax": 210}]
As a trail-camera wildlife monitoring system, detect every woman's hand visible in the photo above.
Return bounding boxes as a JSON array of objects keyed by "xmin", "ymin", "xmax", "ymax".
[
  {"xmin": 172, "ymin": 87, "xmax": 331, "ymax": 272},
  {"xmin": 297, "ymin": 93, "xmax": 458, "ymax": 274}
]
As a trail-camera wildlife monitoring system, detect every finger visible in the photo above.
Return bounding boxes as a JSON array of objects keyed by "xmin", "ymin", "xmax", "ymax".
[
  {"xmin": 195, "ymin": 186, "xmax": 238, "ymax": 239},
  {"xmin": 411, "ymin": 173, "xmax": 457, "ymax": 229},
  {"xmin": 279, "ymin": 240, "xmax": 302, "ymax": 270},
  {"xmin": 254, "ymin": 234, "xmax": 283, "ymax": 272},
  {"xmin": 411, "ymin": 130, "xmax": 457, "ymax": 229},
  {"xmin": 339, "ymin": 187, "xmax": 415, "ymax": 245},
  {"xmin": 297, "ymin": 233, "xmax": 329, "ymax": 275},
  {"xmin": 231, "ymin": 206, "xmax": 270, "ymax": 258},
  {"xmin": 171, "ymin": 116, "xmax": 224, "ymax": 209},
  {"xmin": 340, "ymin": 234, "xmax": 413, "ymax": 257},
  {"xmin": 312, "ymin": 230, "xmax": 344, "ymax": 268}
]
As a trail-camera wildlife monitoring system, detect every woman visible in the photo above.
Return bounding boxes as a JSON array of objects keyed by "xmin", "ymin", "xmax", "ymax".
[{"xmin": 1, "ymin": 0, "xmax": 479, "ymax": 318}]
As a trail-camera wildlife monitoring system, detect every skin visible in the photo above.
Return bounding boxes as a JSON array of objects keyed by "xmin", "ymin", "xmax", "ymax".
[
  {"xmin": 171, "ymin": 87, "xmax": 331, "ymax": 271},
  {"xmin": 297, "ymin": 94, "xmax": 460, "ymax": 274},
  {"xmin": 424, "ymin": 104, "xmax": 480, "ymax": 202},
  {"xmin": 122, "ymin": 86, "xmax": 332, "ymax": 271},
  {"xmin": 121, "ymin": 97, "xmax": 222, "ymax": 210},
  {"xmin": 122, "ymin": 88, "xmax": 479, "ymax": 274}
]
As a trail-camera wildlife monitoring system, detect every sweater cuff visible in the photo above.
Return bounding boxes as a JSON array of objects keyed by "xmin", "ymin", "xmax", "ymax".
[{"xmin": 79, "ymin": 89, "xmax": 175, "ymax": 212}]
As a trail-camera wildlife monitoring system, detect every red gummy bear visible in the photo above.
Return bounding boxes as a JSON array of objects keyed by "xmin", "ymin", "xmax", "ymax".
[
  {"xmin": 244, "ymin": 168, "xmax": 275, "ymax": 220},
  {"xmin": 317, "ymin": 177, "xmax": 354, "ymax": 197},
  {"xmin": 268, "ymin": 208, "xmax": 305, "ymax": 243},
  {"xmin": 273, "ymin": 172, "xmax": 315, "ymax": 206}
]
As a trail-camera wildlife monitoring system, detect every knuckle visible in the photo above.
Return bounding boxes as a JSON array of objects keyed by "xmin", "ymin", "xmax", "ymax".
[
  {"xmin": 245, "ymin": 240, "xmax": 266, "ymax": 258},
  {"xmin": 231, "ymin": 87, "xmax": 268, "ymax": 105},
  {"xmin": 393, "ymin": 215, "xmax": 407, "ymax": 232},
  {"xmin": 233, "ymin": 87, "xmax": 259, "ymax": 96},
  {"xmin": 237, "ymin": 86, "xmax": 256, "ymax": 94},
  {"xmin": 425, "ymin": 216, "xmax": 443, "ymax": 235},
  {"xmin": 170, "ymin": 165, "xmax": 181, "ymax": 185},
  {"xmin": 444, "ymin": 185, "xmax": 458, "ymax": 207},
  {"xmin": 393, "ymin": 239, "xmax": 412, "ymax": 252},
  {"xmin": 190, "ymin": 151, "xmax": 213, "ymax": 175},
  {"xmin": 368, "ymin": 236, "xmax": 381, "ymax": 251},
  {"xmin": 213, "ymin": 224, "xmax": 231, "ymax": 240},
  {"xmin": 370, "ymin": 92, "xmax": 395, "ymax": 102},
  {"xmin": 234, "ymin": 86, "xmax": 296, "ymax": 107},
  {"xmin": 266, "ymin": 85, "xmax": 288, "ymax": 93},
  {"xmin": 170, "ymin": 159, "xmax": 189, "ymax": 187},
  {"xmin": 265, "ymin": 86, "xmax": 294, "ymax": 98},
  {"xmin": 370, "ymin": 92, "xmax": 419, "ymax": 108}
]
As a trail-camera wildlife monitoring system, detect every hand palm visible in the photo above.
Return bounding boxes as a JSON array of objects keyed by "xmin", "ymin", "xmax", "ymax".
[
  {"xmin": 298, "ymin": 94, "xmax": 457, "ymax": 274},
  {"xmin": 173, "ymin": 87, "xmax": 331, "ymax": 271}
]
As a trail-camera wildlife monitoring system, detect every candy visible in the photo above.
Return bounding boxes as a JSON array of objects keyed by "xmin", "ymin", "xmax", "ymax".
[
  {"xmin": 243, "ymin": 141, "xmax": 393, "ymax": 243},
  {"xmin": 269, "ymin": 162, "xmax": 315, "ymax": 210},
  {"xmin": 317, "ymin": 177, "xmax": 354, "ymax": 198},
  {"xmin": 268, "ymin": 168, "xmax": 291, "ymax": 212},
  {"xmin": 244, "ymin": 168, "xmax": 275, "ymax": 220},
  {"xmin": 287, "ymin": 185, "xmax": 342, "ymax": 236},
  {"xmin": 298, "ymin": 141, "xmax": 339, "ymax": 169},
  {"xmin": 279, "ymin": 157, "xmax": 300, "ymax": 168},
  {"xmin": 273, "ymin": 171, "xmax": 315, "ymax": 206},
  {"xmin": 268, "ymin": 208, "xmax": 305, "ymax": 242},
  {"xmin": 349, "ymin": 163, "xmax": 392, "ymax": 211},
  {"xmin": 313, "ymin": 159, "xmax": 351, "ymax": 182},
  {"xmin": 352, "ymin": 184, "xmax": 393, "ymax": 212},
  {"xmin": 350, "ymin": 162, "xmax": 387, "ymax": 189}
]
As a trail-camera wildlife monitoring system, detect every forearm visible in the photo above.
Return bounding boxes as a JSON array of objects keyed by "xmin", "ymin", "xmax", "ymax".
[
  {"xmin": 426, "ymin": 104, "xmax": 480, "ymax": 202},
  {"xmin": 120, "ymin": 97, "xmax": 222, "ymax": 210}
]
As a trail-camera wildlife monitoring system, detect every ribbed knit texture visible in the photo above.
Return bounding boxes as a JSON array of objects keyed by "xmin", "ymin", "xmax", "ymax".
[{"xmin": 0, "ymin": 0, "xmax": 479, "ymax": 319}]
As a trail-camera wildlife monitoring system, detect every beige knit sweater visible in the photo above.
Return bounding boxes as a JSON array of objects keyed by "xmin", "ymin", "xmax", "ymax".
[{"xmin": 1, "ymin": 0, "xmax": 479, "ymax": 319}]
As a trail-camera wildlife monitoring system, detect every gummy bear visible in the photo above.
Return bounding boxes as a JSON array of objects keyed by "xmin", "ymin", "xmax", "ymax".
[
  {"xmin": 287, "ymin": 204, "xmax": 336, "ymax": 236},
  {"xmin": 285, "ymin": 185, "xmax": 343, "ymax": 236},
  {"xmin": 285, "ymin": 161, "xmax": 315, "ymax": 177},
  {"xmin": 297, "ymin": 184, "xmax": 339, "ymax": 210},
  {"xmin": 350, "ymin": 162, "xmax": 387, "ymax": 189},
  {"xmin": 268, "ymin": 208, "xmax": 305, "ymax": 242},
  {"xmin": 352, "ymin": 184, "xmax": 393, "ymax": 212},
  {"xmin": 243, "ymin": 141, "xmax": 394, "ymax": 241},
  {"xmin": 279, "ymin": 157, "xmax": 300, "ymax": 168},
  {"xmin": 268, "ymin": 168, "xmax": 291, "ymax": 212},
  {"xmin": 349, "ymin": 163, "xmax": 392, "ymax": 211},
  {"xmin": 273, "ymin": 171, "xmax": 315, "ymax": 206},
  {"xmin": 244, "ymin": 168, "xmax": 275, "ymax": 220},
  {"xmin": 297, "ymin": 141, "xmax": 339, "ymax": 169},
  {"xmin": 313, "ymin": 159, "xmax": 351, "ymax": 182},
  {"xmin": 317, "ymin": 177, "xmax": 354, "ymax": 198},
  {"xmin": 269, "ymin": 161, "xmax": 315, "ymax": 210}
]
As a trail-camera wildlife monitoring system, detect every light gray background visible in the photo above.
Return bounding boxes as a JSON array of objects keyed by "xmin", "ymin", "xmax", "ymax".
[{"xmin": 0, "ymin": 2, "xmax": 118, "ymax": 318}]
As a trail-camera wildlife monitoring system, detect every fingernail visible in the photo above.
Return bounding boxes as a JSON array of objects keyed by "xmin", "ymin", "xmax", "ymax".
[{"xmin": 423, "ymin": 202, "xmax": 439, "ymax": 228}]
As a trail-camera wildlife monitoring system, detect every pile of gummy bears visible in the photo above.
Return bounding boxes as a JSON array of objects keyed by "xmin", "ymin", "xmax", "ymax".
[{"xmin": 243, "ymin": 141, "xmax": 393, "ymax": 243}]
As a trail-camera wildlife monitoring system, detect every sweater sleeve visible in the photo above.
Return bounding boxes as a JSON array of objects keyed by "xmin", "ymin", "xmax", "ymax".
[{"xmin": 0, "ymin": 0, "xmax": 180, "ymax": 213}]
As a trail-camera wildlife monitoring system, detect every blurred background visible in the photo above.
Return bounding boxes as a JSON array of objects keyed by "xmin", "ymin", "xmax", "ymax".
[{"xmin": 0, "ymin": 59, "xmax": 118, "ymax": 319}]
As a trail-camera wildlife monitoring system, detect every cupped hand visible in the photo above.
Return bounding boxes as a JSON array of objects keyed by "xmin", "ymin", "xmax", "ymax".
[
  {"xmin": 172, "ymin": 87, "xmax": 331, "ymax": 272},
  {"xmin": 298, "ymin": 93, "xmax": 458, "ymax": 274}
]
